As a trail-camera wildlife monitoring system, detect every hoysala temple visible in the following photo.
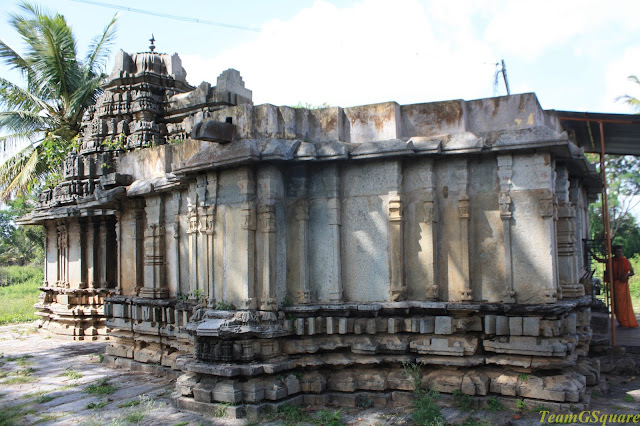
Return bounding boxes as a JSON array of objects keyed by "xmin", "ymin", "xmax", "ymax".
[{"xmin": 20, "ymin": 47, "xmax": 602, "ymax": 416}]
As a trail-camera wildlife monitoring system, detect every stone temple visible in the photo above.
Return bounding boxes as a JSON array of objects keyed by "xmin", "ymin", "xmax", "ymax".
[{"xmin": 20, "ymin": 48, "xmax": 602, "ymax": 416}]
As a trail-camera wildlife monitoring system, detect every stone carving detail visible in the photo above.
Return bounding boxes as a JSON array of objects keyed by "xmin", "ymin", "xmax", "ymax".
[
  {"xmin": 497, "ymin": 155, "xmax": 516, "ymax": 303},
  {"xmin": 457, "ymin": 161, "xmax": 472, "ymax": 301},
  {"xmin": 389, "ymin": 194, "xmax": 406, "ymax": 301},
  {"xmin": 56, "ymin": 222, "xmax": 68, "ymax": 287}
]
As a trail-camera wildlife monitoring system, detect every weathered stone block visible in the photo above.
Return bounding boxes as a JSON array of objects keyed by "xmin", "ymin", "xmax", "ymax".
[
  {"xmin": 328, "ymin": 372, "xmax": 357, "ymax": 392},
  {"xmin": 357, "ymin": 371, "xmax": 387, "ymax": 391},
  {"xmin": 454, "ymin": 316, "xmax": 482, "ymax": 332},
  {"xmin": 434, "ymin": 316, "xmax": 453, "ymax": 334},
  {"xmin": 420, "ymin": 318, "xmax": 435, "ymax": 334},
  {"xmin": 213, "ymin": 380, "xmax": 243, "ymax": 403},
  {"xmin": 509, "ymin": 317, "xmax": 523, "ymax": 336},
  {"xmin": 242, "ymin": 381, "xmax": 265, "ymax": 402},
  {"xmin": 300, "ymin": 372, "xmax": 327, "ymax": 393},
  {"xmin": 496, "ymin": 316, "xmax": 509, "ymax": 335},
  {"xmin": 490, "ymin": 374, "xmax": 517, "ymax": 396},
  {"xmin": 284, "ymin": 374, "xmax": 301, "ymax": 395},
  {"xmin": 523, "ymin": 317, "xmax": 540, "ymax": 336}
]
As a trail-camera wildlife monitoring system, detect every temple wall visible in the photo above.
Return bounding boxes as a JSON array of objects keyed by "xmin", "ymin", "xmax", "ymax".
[{"xmin": 21, "ymin": 51, "xmax": 603, "ymax": 415}]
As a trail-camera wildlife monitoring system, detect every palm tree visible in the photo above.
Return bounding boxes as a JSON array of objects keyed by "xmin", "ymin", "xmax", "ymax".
[
  {"xmin": 0, "ymin": 2, "xmax": 117, "ymax": 201},
  {"xmin": 619, "ymin": 75, "xmax": 640, "ymax": 111}
]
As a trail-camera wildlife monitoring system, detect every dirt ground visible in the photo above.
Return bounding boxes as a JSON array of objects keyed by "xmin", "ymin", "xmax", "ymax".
[{"xmin": 1, "ymin": 322, "xmax": 639, "ymax": 425}]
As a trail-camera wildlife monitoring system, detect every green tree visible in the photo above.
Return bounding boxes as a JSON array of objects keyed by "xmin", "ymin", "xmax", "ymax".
[
  {"xmin": 589, "ymin": 155, "xmax": 640, "ymax": 259},
  {"xmin": 0, "ymin": 2, "xmax": 117, "ymax": 201},
  {"xmin": 0, "ymin": 196, "xmax": 43, "ymax": 265}
]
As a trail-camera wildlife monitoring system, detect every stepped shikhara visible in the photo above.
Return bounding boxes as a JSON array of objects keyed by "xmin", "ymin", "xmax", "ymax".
[{"xmin": 20, "ymin": 47, "xmax": 602, "ymax": 417}]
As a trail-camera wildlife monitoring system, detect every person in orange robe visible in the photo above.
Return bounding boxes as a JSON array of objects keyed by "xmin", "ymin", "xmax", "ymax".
[{"xmin": 606, "ymin": 245, "xmax": 639, "ymax": 328}]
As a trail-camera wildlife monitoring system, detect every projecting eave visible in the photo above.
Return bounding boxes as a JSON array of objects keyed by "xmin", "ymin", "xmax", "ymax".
[{"xmin": 550, "ymin": 110, "xmax": 640, "ymax": 156}]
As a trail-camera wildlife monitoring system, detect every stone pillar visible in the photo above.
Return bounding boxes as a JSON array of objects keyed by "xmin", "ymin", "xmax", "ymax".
[
  {"xmin": 237, "ymin": 168, "xmax": 257, "ymax": 309},
  {"xmin": 324, "ymin": 166, "xmax": 343, "ymax": 302},
  {"xmin": 497, "ymin": 155, "xmax": 516, "ymax": 303},
  {"xmin": 535, "ymin": 153, "xmax": 559, "ymax": 302},
  {"xmin": 556, "ymin": 167, "xmax": 583, "ymax": 298},
  {"xmin": 204, "ymin": 205, "xmax": 215, "ymax": 307},
  {"xmin": 56, "ymin": 222, "xmax": 68, "ymax": 287},
  {"xmin": 258, "ymin": 204, "xmax": 277, "ymax": 310},
  {"xmin": 169, "ymin": 192, "xmax": 181, "ymax": 296},
  {"xmin": 85, "ymin": 217, "xmax": 96, "ymax": 288},
  {"xmin": 67, "ymin": 219, "xmax": 84, "ymax": 289},
  {"xmin": 43, "ymin": 228, "xmax": 49, "ymax": 287},
  {"xmin": 296, "ymin": 199, "xmax": 311, "ymax": 303},
  {"xmin": 114, "ymin": 211, "xmax": 122, "ymax": 294},
  {"xmin": 457, "ymin": 160, "xmax": 472, "ymax": 301},
  {"xmin": 389, "ymin": 193, "xmax": 406, "ymax": 301},
  {"xmin": 139, "ymin": 195, "xmax": 168, "ymax": 298},
  {"xmin": 132, "ymin": 204, "xmax": 145, "ymax": 295},
  {"xmin": 419, "ymin": 161, "xmax": 438, "ymax": 300},
  {"xmin": 96, "ymin": 217, "xmax": 108, "ymax": 287},
  {"xmin": 187, "ymin": 200, "xmax": 198, "ymax": 298}
]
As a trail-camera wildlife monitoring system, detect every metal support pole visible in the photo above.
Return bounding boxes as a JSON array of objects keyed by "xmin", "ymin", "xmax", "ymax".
[{"xmin": 599, "ymin": 121, "xmax": 616, "ymax": 346}]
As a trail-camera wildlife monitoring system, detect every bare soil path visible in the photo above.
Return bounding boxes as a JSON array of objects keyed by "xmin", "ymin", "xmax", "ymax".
[{"xmin": 1, "ymin": 322, "xmax": 640, "ymax": 425}]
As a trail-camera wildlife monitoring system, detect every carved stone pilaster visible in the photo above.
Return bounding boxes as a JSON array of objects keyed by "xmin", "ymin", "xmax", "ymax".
[
  {"xmin": 296, "ymin": 200, "xmax": 311, "ymax": 304},
  {"xmin": 140, "ymin": 195, "xmax": 167, "ymax": 298},
  {"xmin": 171, "ymin": 191, "xmax": 181, "ymax": 298},
  {"xmin": 389, "ymin": 194, "xmax": 406, "ymax": 301},
  {"xmin": 56, "ymin": 222, "xmax": 69, "ymax": 288},
  {"xmin": 259, "ymin": 204, "xmax": 277, "ymax": 311},
  {"xmin": 418, "ymin": 162, "xmax": 438, "ymax": 300},
  {"xmin": 326, "ymin": 196, "xmax": 343, "ymax": 302},
  {"xmin": 204, "ymin": 205, "xmax": 216, "ymax": 307},
  {"xmin": 237, "ymin": 169, "xmax": 257, "ymax": 310},
  {"xmin": 114, "ymin": 211, "xmax": 122, "ymax": 294},
  {"xmin": 457, "ymin": 162, "xmax": 472, "ymax": 301},
  {"xmin": 534, "ymin": 153, "xmax": 558, "ymax": 303},
  {"xmin": 497, "ymin": 155, "xmax": 515, "ymax": 303}
]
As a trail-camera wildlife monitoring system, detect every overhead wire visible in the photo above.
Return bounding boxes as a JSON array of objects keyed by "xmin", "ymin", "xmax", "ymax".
[{"xmin": 69, "ymin": 0, "xmax": 262, "ymax": 32}]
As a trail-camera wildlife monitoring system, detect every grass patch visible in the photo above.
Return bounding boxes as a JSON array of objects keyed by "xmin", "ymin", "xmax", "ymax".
[
  {"xmin": 453, "ymin": 389, "xmax": 474, "ymax": 411},
  {"xmin": 118, "ymin": 399, "xmax": 141, "ymax": 408},
  {"xmin": 86, "ymin": 400, "xmax": 108, "ymax": 410},
  {"xmin": 0, "ymin": 266, "xmax": 43, "ymax": 325},
  {"xmin": 85, "ymin": 378, "xmax": 117, "ymax": 395},
  {"xmin": 36, "ymin": 394, "xmax": 56, "ymax": 403},
  {"xmin": 487, "ymin": 397, "xmax": 505, "ymax": 412},
  {"xmin": 89, "ymin": 353, "xmax": 103, "ymax": 363},
  {"xmin": 172, "ymin": 422, "xmax": 189, "ymax": 426},
  {"xmin": 59, "ymin": 368, "xmax": 82, "ymax": 380},
  {"xmin": 2, "ymin": 375, "xmax": 37, "ymax": 384},
  {"xmin": 0, "ymin": 402, "xmax": 35, "ymax": 424},
  {"xmin": 624, "ymin": 394, "xmax": 635, "ymax": 402},
  {"xmin": 125, "ymin": 411, "xmax": 145, "ymax": 423}
]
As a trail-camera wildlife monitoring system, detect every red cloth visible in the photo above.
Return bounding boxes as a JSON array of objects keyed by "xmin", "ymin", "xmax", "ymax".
[{"xmin": 609, "ymin": 256, "xmax": 639, "ymax": 328}]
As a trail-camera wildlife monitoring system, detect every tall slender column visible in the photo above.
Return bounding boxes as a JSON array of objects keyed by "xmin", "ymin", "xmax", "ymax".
[
  {"xmin": 296, "ymin": 199, "xmax": 311, "ymax": 303},
  {"xmin": 323, "ymin": 166, "xmax": 342, "ymax": 302},
  {"xmin": 419, "ymin": 161, "xmax": 438, "ymax": 299},
  {"xmin": 56, "ymin": 222, "xmax": 68, "ymax": 288},
  {"xmin": 114, "ymin": 211, "xmax": 122, "ymax": 294},
  {"xmin": 535, "ymin": 153, "xmax": 559, "ymax": 302},
  {"xmin": 132, "ymin": 203, "xmax": 145, "ymax": 295},
  {"xmin": 457, "ymin": 160, "xmax": 472, "ymax": 301},
  {"xmin": 204, "ymin": 205, "xmax": 215, "ymax": 306},
  {"xmin": 389, "ymin": 193, "xmax": 405, "ymax": 301},
  {"xmin": 97, "ymin": 217, "xmax": 108, "ymax": 287},
  {"xmin": 237, "ymin": 168, "xmax": 257, "ymax": 310},
  {"xmin": 497, "ymin": 155, "xmax": 516, "ymax": 303},
  {"xmin": 139, "ymin": 195, "xmax": 167, "ymax": 298},
  {"xmin": 259, "ymin": 204, "xmax": 277, "ymax": 310}
]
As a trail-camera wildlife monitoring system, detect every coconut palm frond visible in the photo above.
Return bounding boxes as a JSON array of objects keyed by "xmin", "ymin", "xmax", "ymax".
[{"xmin": 86, "ymin": 13, "xmax": 118, "ymax": 73}]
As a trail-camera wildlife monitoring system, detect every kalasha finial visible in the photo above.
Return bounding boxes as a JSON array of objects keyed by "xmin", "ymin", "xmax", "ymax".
[{"xmin": 149, "ymin": 34, "xmax": 156, "ymax": 52}]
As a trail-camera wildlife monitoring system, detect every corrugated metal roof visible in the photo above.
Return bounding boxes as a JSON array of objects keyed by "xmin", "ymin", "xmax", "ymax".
[{"xmin": 551, "ymin": 110, "xmax": 640, "ymax": 156}]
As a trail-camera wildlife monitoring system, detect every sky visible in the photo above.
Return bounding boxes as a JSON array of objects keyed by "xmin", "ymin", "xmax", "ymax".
[{"xmin": 1, "ymin": 0, "xmax": 640, "ymax": 114}]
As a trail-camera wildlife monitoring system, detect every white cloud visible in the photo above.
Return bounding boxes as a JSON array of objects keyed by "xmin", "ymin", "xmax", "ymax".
[
  {"xmin": 483, "ymin": 0, "xmax": 640, "ymax": 62},
  {"xmin": 601, "ymin": 47, "xmax": 640, "ymax": 113},
  {"xmin": 182, "ymin": 0, "xmax": 499, "ymax": 108}
]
